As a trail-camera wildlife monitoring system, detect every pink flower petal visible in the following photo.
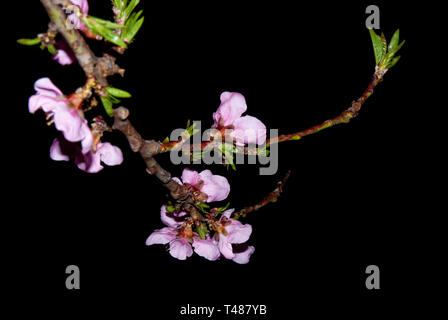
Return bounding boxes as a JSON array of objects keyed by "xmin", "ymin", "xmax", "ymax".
[
  {"xmin": 181, "ymin": 168, "xmax": 201, "ymax": 185},
  {"xmin": 97, "ymin": 142, "xmax": 123, "ymax": 166},
  {"xmin": 75, "ymin": 150, "xmax": 103, "ymax": 173},
  {"xmin": 52, "ymin": 41, "xmax": 76, "ymax": 66},
  {"xmin": 226, "ymin": 220, "xmax": 252, "ymax": 244},
  {"xmin": 218, "ymin": 235, "xmax": 235, "ymax": 259},
  {"xmin": 79, "ymin": 122, "xmax": 93, "ymax": 154},
  {"xmin": 169, "ymin": 238, "xmax": 193, "ymax": 260},
  {"xmin": 232, "ymin": 245, "xmax": 255, "ymax": 264},
  {"xmin": 33, "ymin": 77, "xmax": 63, "ymax": 98},
  {"xmin": 71, "ymin": 0, "xmax": 89, "ymax": 14},
  {"xmin": 213, "ymin": 92, "xmax": 248, "ymax": 126},
  {"xmin": 28, "ymin": 95, "xmax": 67, "ymax": 114},
  {"xmin": 146, "ymin": 227, "xmax": 177, "ymax": 245},
  {"xmin": 221, "ymin": 208, "xmax": 234, "ymax": 219},
  {"xmin": 49, "ymin": 138, "xmax": 70, "ymax": 161},
  {"xmin": 193, "ymin": 236, "xmax": 220, "ymax": 261},
  {"xmin": 199, "ymin": 170, "xmax": 230, "ymax": 202},
  {"xmin": 53, "ymin": 108, "xmax": 84, "ymax": 142},
  {"xmin": 231, "ymin": 115, "xmax": 266, "ymax": 145},
  {"xmin": 160, "ymin": 205, "xmax": 187, "ymax": 227}
]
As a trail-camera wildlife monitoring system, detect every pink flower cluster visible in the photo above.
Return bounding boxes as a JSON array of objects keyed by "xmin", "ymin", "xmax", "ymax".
[
  {"xmin": 146, "ymin": 168, "xmax": 255, "ymax": 264},
  {"xmin": 29, "ymin": 77, "xmax": 123, "ymax": 173}
]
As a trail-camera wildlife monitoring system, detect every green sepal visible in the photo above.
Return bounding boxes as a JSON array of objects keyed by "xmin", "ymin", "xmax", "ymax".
[
  {"xmin": 47, "ymin": 44, "xmax": 58, "ymax": 55},
  {"xmin": 196, "ymin": 223, "xmax": 209, "ymax": 240},
  {"xmin": 165, "ymin": 205, "xmax": 176, "ymax": 213},
  {"xmin": 216, "ymin": 202, "xmax": 231, "ymax": 214}
]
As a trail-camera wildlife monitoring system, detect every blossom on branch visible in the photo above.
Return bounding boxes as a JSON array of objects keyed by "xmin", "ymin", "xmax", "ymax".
[
  {"xmin": 29, "ymin": 77, "xmax": 91, "ymax": 149},
  {"xmin": 29, "ymin": 77, "xmax": 123, "ymax": 173},
  {"xmin": 179, "ymin": 168, "xmax": 231, "ymax": 203},
  {"xmin": 213, "ymin": 92, "xmax": 266, "ymax": 146},
  {"xmin": 216, "ymin": 209, "xmax": 254, "ymax": 264},
  {"xmin": 50, "ymin": 137, "xmax": 123, "ymax": 173},
  {"xmin": 53, "ymin": 0, "xmax": 90, "ymax": 65}
]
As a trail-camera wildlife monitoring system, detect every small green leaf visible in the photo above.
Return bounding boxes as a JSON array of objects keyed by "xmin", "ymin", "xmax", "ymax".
[
  {"xmin": 221, "ymin": 144, "xmax": 236, "ymax": 170},
  {"xmin": 369, "ymin": 28, "xmax": 384, "ymax": 66},
  {"xmin": 387, "ymin": 56, "xmax": 401, "ymax": 69},
  {"xmin": 291, "ymin": 135, "xmax": 301, "ymax": 140},
  {"xmin": 123, "ymin": 0, "xmax": 140, "ymax": 19},
  {"xmin": 123, "ymin": 11, "xmax": 144, "ymax": 43},
  {"xmin": 388, "ymin": 39, "xmax": 405, "ymax": 60},
  {"xmin": 88, "ymin": 16, "xmax": 126, "ymax": 29},
  {"xmin": 389, "ymin": 29, "xmax": 400, "ymax": 51},
  {"xmin": 82, "ymin": 16, "xmax": 128, "ymax": 48},
  {"xmin": 105, "ymin": 86, "xmax": 132, "ymax": 98},
  {"xmin": 100, "ymin": 96, "xmax": 114, "ymax": 117},
  {"xmin": 17, "ymin": 38, "xmax": 41, "ymax": 46},
  {"xmin": 162, "ymin": 136, "xmax": 170, "ymax": 143}
]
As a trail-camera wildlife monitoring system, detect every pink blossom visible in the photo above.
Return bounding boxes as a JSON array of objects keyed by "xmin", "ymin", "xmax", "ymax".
[
  {"xmin": 180, "ymin": 168, "xmax": 230, "ymax": 203},
  {"xmin": 52, "ymin": 40, "xmax": 76, "ymax": 65},
  {"xmin": 146, "ymin": 227, "xmax": 193, "ymax": 260},
  {"xmin": 50, "ymin": 137, "xmax": 123, "ymax": 173},
  {"xmin": 29, "ymin": 78, "xmax": 92, "ymax": 151},
  {"xmin": 146, "ymin": 227, "xmax": 220, "ymax": 261},
  {"xmin": 53, "ymin": 0, "xmax": 89, "ymax": 65},
  {"xmin": 213, "ymin": 92, "xmax": 266, "ymax": 145},
  {"xmin": 217, "ymin": 209, "xmax": 254, "ymax": 263}
]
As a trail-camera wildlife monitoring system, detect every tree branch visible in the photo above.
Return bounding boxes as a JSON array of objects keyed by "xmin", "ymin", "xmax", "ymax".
[{"xmin": 233, "ymin": 170, "xmax": 291, "ymax": 219}]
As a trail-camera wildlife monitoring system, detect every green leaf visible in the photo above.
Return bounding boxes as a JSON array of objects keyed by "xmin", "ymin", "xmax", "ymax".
[
  {"xmin": 369, "ymin": 28, "xmax": 384, "ymax": 66},
  {"xmin": 17, "ymin": 38, "xmax": 41, "ymax": 46},
  {"xmin": 100, "ymin": 96, "xmax": 115, "ymax": 117},
  {"xmin": 124, "ymin": 14, "xmax": 144, "ymax": 43},
  {"xmin": 82, "ymin": 16, "xmax": 128, "ymax": 48},
  {"xmin": 389, "ymin": 29, "xmax": 400, "ymax": 51},
  {"xmin": 380, "ymin": 32, "xmax": 387, "ymax": 63},
  {"xmin": 388, "ymin": 39, "xmax": 405, "ymax": 60},
  {"xmin": 123, "ymin": 0, "xmax": 140, "ymax": 19},
  {"xmin": 111, "ymin": 0, "xmax": 127, "ymax": 11},
  {"xmin": 105, "ymin": 86, "xmax": 132, "ymax": 98},
  {"xmin": 387, "ymin": 56, "xmax": 401, "ymax": 69},
  {"xmin": 88, "ymin": 15, "xmax": 126, "ymax": 29},
  {"xmin": 221, "ymin": 144, "xmax": 236, "ymax": 170},
  {"xmin": 196, "ymin": 223, "xmax": 209, "ymax": 240}
]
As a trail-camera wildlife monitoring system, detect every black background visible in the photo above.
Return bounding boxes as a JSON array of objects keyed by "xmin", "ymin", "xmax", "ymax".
[{"xmin": 5, "ymin": 0, "xmax": 437, "ymax": 317}]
